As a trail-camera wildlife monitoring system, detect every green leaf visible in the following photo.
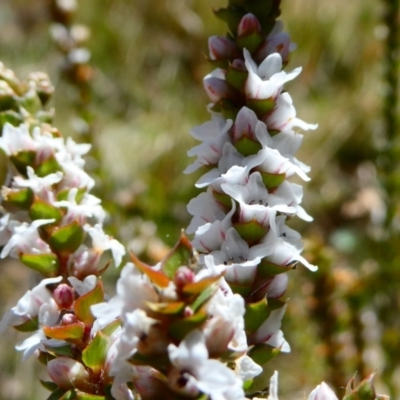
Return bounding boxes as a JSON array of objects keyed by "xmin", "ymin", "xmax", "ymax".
[
  {"xmin": 76, "ymin": 392, "xmax": 105, "ymax": 400},
  {"xmin": 20, "ymin": 253, "xmax": 60, "ymax": 276},
  {"xmin": 35, "ymin": 156, "xmax": 62, "ymax": 177},
  {"xmin": 245, "ymin": 98, "xmax": 275, "ymax": 118},
  {"xmin": 190, "ymin": 286, "xmax": 217, "ymax": 313},
  {"xmin": 50, "ymin": 222, "xmax": 85, "ymax": 254},
  {"xmin": 234, "ymin": 220, "xmax": 267, "ymax": 245},
  {"xmin": 258, "ymin": 171, "xmax": 286, "ymax": 190},
  {"xmin": 40, "ymin": 380, "xmax": 58, "ymax": 392},
  {"xmin": 257, "ymin": 259, "xmax": 293, "ymax": 279},
  {"xmin": 146, "ymin": 301, "xmax": 185, "ymax": 316},
  {"xmin": 74, "ymin": 281, "xmax": 104, "ymax": 326},
  {"xmin": 247, "ymin": 343, "xmax": 281, "ymax": 365},
  {"xmin": 101, "ymin": 319, "xmax": 121, "ymax": 336},
  {"xmin": 10, "ymin": 151, "xmax": 36, "ymax": 175},
  {"xmin": 130, "ymin": 252, "xmax": 170, "ymax": 288},
  {"xmin": 46, "ymin": 388, "xmax": 69, "ymax": 400},
  {"xmin": 229, "ymin": 281, "xmax": 252, "ymax": 297},
  {"xmin": 44, "ymin": 323, "xmax": 85, "ymax": 341},
  {"xmin": 14, "ymin": 316, "xmax": 39, "ymax": 332},
  {"xmin": 169, "ymin": 311, "xmax": 208, "ymax": 341},
  {"xmin": 0, "ymin": 110, "xmax": 23, "ymax": 128},
  {"xmin": 82, "ymin": 332, "xmax": 109, "ymax": 373},
  {"xmin": 244, "ymin": 298, "xmax": 270, "ymax": 334},
  {"xmin": 161, "ymin": 232, "xmax": 194, "ymax": 279},
  {"xmin": 29, "ymin": 200, "xmax": 63, "ymax": 223},
  {"xmin": 225, "ymin": 67, "xmax": 248, "ymax": 92},
  {"xmin": 212, "ymin": 189, "xmax": 233, "ymax": 209},
  {"xmin": 45, "ymin": 344, "xmax": 74, "ymax": 358},
  {"xmin": 233, "ymin": 136, "xmax": 262, "ymax": 156},
  {"xmin": 236, "ymin": 33, "xmax": 264, "ymax": 53},
  {"xmin": 2, "ymin": 188, "xmax": 34, "ymax": 210}
]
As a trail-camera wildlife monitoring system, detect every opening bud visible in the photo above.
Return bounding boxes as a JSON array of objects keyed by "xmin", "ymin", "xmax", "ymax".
[{"xmin": 53, "ymin": 284, "xmax": 75, "ymax": 309}]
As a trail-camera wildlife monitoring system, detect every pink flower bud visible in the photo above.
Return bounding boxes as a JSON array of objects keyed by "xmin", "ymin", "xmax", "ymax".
[
  {"xmin": 203, "ymin": 75, "xmax": 237, "ymax": 103},
  {"xmin": 53, "ymin": 284, "xmax": 75, "ymax": 309},
  {"xmin": 47, "ymin": 357, "xmax": 90, "ymax": 391},
  {"xmin": 61, "ymin": 313, "xmax": 79, "ymax": 325},
  {"xmin": 308, "ymin": 382, "xmax": 338, "ymax": 400},
  {"xmin": 208, "ymin": 36, "xmax": 240, "ymax": 61},
  {"xmin": 237, "ymin": 13, "xmax": 261, "ymax": 37},
  {"xmin": 174, "ymin": 266, "xmax": 195, "ymax": 289},
  {"xmin": 255, "ymin": 32, "xmax": 293, "ymax": 65},
  {"xmin": 231, "ymin": 59, "xmax": 247, "ymax": 72}
]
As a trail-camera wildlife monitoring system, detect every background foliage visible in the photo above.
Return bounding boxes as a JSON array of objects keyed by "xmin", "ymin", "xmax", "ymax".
[{"xmin": 0, "ymin": 0, "xmax": 398, "ymax": 399}]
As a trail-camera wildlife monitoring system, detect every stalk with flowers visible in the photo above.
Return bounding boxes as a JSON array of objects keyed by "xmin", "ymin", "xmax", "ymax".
[{"xmin": 0, "ymin": 1, "xmax": 390, "ymax": 399}]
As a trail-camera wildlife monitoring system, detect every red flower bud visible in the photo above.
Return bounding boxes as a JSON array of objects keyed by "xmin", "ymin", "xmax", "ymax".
[
  {"xmin": 53, "ymin": 284, "xmax": 75, "ymax": 309},
  {"xmin": 237, "ymin": 13, "xmax": 261, "ymax": 37}
]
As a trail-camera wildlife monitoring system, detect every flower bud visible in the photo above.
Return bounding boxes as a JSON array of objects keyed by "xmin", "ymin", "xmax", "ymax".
[
  {"xmin": 203, "ymin": 75, "xmax": 237, "ymax": 103},
  {"xmin": 173, "ymin": 266, "xmax": 195, "ymax": 289},
  {"xmin": 308, "ymin": 382, "xmax": 338, "ymax": 400},
  {"xmin": 237, "ymin": 13, "xmax": 261, "ymax": 37},
  {"xmin": 208, "ymin": 36, "xmax": 240, "ymax": 61},
  {"xmin": 53, "ymin": 284, "xmax": 75, "ymax": 309},
  {"xmin": 61, "ymin": 313, "xmax": 79, "ymax": 326},
  {"xmin": 47, "ymin": 357, "xmax": 90, "ymax": 391}
]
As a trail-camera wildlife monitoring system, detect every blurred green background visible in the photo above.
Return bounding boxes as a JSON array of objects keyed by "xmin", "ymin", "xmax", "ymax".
[{"xmin": 0, "ymin": 0, "xmax": 399, "ymax": 399}]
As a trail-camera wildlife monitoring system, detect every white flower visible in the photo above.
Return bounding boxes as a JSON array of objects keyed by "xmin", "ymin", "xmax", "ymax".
[
  {"xmin": 308, "ymin": 382, "xmax": 338, "ymax": 400},
  {"xmin": 85, "ymin": 224, "xmax": 125, "ymax": 267},
  {"xmin": 249, "ymin": 305, "xmax": 290, "ymax": 352},
  {"xmin": 13, "ymin": 166, "xmax": 63, "ymax": 202},
  {"xmin": 1, "ymin": 218, "xmax": 55, "ymax": 259},
  {"xmin": 0, "ymin": 276, "xmax": 62, "ymax": 333},
  {"xmin": 244, "ymin": 49, "xmax": 301, "ymax": 101},
  {"xmin": 168, "ymin": 330, "xmax": 244, "ymax": 400},
  {"xmin": 185, "ymin": 115, "xmax": 233, "ymax": 174},
  {"xmin": 0, "ymin": 123, "xmax": 36, "ymax": 156}
]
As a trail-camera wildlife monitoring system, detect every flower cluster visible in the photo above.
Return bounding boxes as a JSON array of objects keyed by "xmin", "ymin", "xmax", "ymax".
[
  {"xmin": 0, "ymin": 63, "xmax": 125, "ymax": 397},
  {"xmin": 185, "ymin": 0, "xmax": 317, "ymax": 367}
]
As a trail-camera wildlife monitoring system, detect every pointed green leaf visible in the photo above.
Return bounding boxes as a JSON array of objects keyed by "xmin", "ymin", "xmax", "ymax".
[
  {"xmin": 35, "ymin": 156, "xmax": 61, "ymax": 177},
  {"xmin": 130, "ymin": 251, "xmax": 170, "ymax": 288},
  {"xmin": 244, "ymin": 298, "xmax": 270, "ymax": 334},
  {"xmin": 2, "ymin": 188, "xmax": 33, "ymax": 210},
  {"xmin": 29, "ymin": 200, "xmax": 63, "ymax": 223},
  {"xmin": 50, "ymin": 222, "xmax": 85, "ymax": 254},
  {"xmin": 82, "ymin": 332, "xmax": 109, "ymax": 373},
  {"xmin": 10, "ymin": 151, "xmax": 36, "ymax": 175},
  {"xmin": 258, "ymin": 171, "xmax": 286, "ymax": 190},
  {"xmin": 20, "ymin": 253, "xmax": 60, "ymax": 276},
  {"xmin": 234, "ymin": 220, "xmax": 267, "ymax": 244},
  {"xmin": 46, "ymin": 388, "xmax": 69, "ymax": 400},
  {"xmin": 45, "ymin": 344, "xmax": 74, "ymax": 358},
  {"xmin": 74, "ymin": 281, "xmax": 104, "ymax": 326},
  {"xmin": 40, "ymin": 380, "xmax": 58, "ymax": 392},
  {"xmin": 236, "ymin": 33, "xmax": 264, "ymax": 53},
  {"xmin": 233, "ymin": 136, "xmax": 262, "ymax": 156},
  {"xmin": 0, "ymin": 110, "xmax": 23, "ymax": 128},
  {"xmin": 229, "ymin": 281, "xmax": 252, "ymax": 297},
  {"xmin": 190, "ymin": 286, "xmax": 216, "ymax": 313},
  {"xmin": 101, "ymin": 319, "xmax": 121, "ymax": 336},
  {"xmin": 182, "ymin": 275, "xmax": 222, "ymax": 296},
  {"xmin": 44, "ymin": 323, "xmax": 85, "ymax": 340},
  {"xmin": 76, "ymin": 392, "xmax": 105, "ymax": 400},
  {"xmin": 212, "ymin": 189, "xmax": 233, "ymax": 209},
  {"xmin": 169, "ymin": 311, "xmax": 208, "ymax": 341},
  {"xmin": 257, "ymin": 259, "xmax": 293, "ymax": 279},
  {"xmin": 161, "ymin": 232, "xmax": 194, "ymax": 279},
  {"xmin": 225, "ymin": 67, "xmax": 248, "ymax": 92},
  {"xmin": 14, "ymin": 316, "xmax": 39, "ymax": 332},
  {"xmin": 246, "ymin": 98, "xmax": 275, "ymax": 118},
  {"xmin": 247, "ymin": 343, "xmax": 281, "ymax": 365},
  {"xmin": 146, "ymin": 301, "xmax": 185, "ymax": 316}
]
